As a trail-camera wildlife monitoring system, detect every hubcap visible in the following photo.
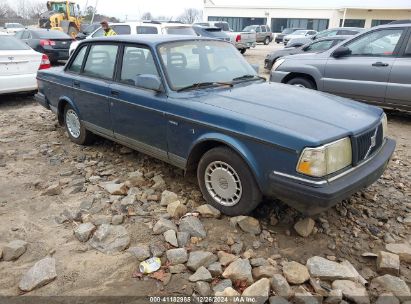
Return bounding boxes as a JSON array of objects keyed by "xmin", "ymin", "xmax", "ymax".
[
  {"xmin": 294, "ymin": 84, "xmax": 306, "ymax": 88},
  {"xmin": 204, "ymin": 161, "xmax": 242, "ymax": 206},
  {"xmin": 65, "ymin": 109, "xmax": 81, "ymax": 138}
]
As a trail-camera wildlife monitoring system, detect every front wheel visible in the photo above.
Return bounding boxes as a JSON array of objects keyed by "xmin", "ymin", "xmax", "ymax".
[
  {"xmin": 264, "ymin": 37, "xmax": 270, "ymax": 45},
  {"xmin": 240, "ymin": 48, "xmax": 246, "ymax": 54},
  {"xmin": 197, "ymin": 147, "xmax": 262, "ymax": 216},
  {"xmin": 286, "ymin": 77, "xmax": 316, "ymax": 90},
  {"xmin": 68, "ymin": 26, "xmax": 78, "ymax": 38},
  {"xmin": 64, "ymin": 104, "xmax": 93, "ymax": 145}
]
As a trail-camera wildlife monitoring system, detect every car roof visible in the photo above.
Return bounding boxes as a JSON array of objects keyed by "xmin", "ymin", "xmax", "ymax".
[
  {"xmin": 86, "ymin": 35, "xmax": 215, "ymax": 46},
  {"xmin": 105, "ymin": 21, "xmax": 190, "ymax": 27}
]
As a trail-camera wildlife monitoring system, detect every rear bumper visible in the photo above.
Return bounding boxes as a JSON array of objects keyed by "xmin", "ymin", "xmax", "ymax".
[
  {"xmin": 235, "ymin": 42, "xmax": 256, "ymax": 49},
  {"xmin": 266, "ymin": 138, "xmax": 396, "ymax": 215},
  {"xmin": 0, "ymin": 74, "xmax": 37, "ymax": 94},
  {"xmin": 275, "ymin": 37, "xmax": 284, "ymax": 43},
  {"xmin": 45, "ymin": 50, "xmax": 69, "ymax": 61},
  {"xmin": 35, "ymin": 92, "xmax": 50, "ymax": 109}
]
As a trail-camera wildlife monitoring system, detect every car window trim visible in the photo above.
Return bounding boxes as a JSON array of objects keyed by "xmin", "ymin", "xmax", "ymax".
[
  {"xmin": 340, "ymin": 27, "xmax": 407, "ymax": 58},
  {"xmin": 65, "ymin": 44, "xmax": 89, "ymax": 74},
  {"xmin": 397, "ymin": 27, "xmax": 411, "ymax": 57}
]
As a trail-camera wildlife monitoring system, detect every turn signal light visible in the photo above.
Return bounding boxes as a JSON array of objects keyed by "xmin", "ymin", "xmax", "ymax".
[{"xmin": 236, "ymin": 34, "xmax": 241, "ymax": 42}]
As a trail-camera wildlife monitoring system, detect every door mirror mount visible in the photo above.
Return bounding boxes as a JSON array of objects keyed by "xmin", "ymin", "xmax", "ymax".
[
  {"xmin": 134, "ymin": 74, "xmax": 162, "ymax": 92},
  {"xmin": 332, "ymin": 46, "xmax": 351, "ymax": 58}
]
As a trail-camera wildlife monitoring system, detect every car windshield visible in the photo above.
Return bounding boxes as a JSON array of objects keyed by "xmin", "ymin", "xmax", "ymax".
[
  {"xmin": 0, "ymin": 36, "xmax": 31, "ymax": 50},
  {"xmin": 282, "ymin": 28, "xmax": 298, "ymax": 34},
  {"xmin": 158, "ymin": 40, "xmax": 258, "ymax": 91},
  {"xmin": 165, "ymin": 27, "xmax": 196, "ymax": 35},
  {"xmin": 291, "ymin": 30, "xmax": 307, "ymax": 35}
]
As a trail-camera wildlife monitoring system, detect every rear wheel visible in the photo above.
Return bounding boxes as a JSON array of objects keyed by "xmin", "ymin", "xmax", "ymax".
[
  {"xmin": 64, "ymin": 104, "xmax": 93, "ymax": 145},
  {"xmin": 286, "ymin": 77, "xmax": 316, "ymax": 90},
  {"xmin": 68, "ymin": 26, "xmax": 78, "ymax": 38},
  {"xmin": 197, "ymin": 146, "xmax": 262, "ymax": 216},
  {"xmin": 240, "ymin": 48, "xmax": 246, "ymax": 54},
  {"xmin": 264, "ymin": 37, "xmax": 270, "ymax": 45}
]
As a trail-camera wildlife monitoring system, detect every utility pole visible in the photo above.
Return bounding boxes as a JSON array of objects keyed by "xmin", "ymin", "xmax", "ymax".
[{"xmin": 91, "ymin": 0, "xmax": 98, "ymax": 23}]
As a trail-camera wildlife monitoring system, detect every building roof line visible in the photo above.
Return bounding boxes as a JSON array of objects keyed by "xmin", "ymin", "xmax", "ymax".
[{"xmin": 204, "ymin": 4, "xmax": 411, "ymax": 10}]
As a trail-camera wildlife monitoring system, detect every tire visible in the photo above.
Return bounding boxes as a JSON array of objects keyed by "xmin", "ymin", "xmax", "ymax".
[
  {"xmin": 197, "ymin": 146, "xmax": 262, "ymax": 216},
  {"xmin": 63, "ymin": 104, "xmax": 93, "ymax": 145},
  {"xmin": 240, "ymin": 48, "xmax": 246, "ymax": 54},
  {"xmin": 264, "ymin": 37, "xmax": 270, "ymax": 45},
  {"xmin": 286, "ymin": 77, "xmax": 316, "ymax": 90},
  {"xmin": 276, "ymin": 41, "xmax": 280, "ymax": 44},
  {"xmin": 68, "ymin": 26, "xmax": 78, "ymax": 38}
]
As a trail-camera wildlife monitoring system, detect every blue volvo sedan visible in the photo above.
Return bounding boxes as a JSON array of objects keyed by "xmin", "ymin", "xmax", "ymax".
[{"xmin": 35, "ymin": 35, "xmax": 395, "ymax": 216}]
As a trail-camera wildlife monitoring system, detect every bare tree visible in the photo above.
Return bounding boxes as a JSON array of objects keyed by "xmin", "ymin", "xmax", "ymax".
[
  {"xmin": 27, "ymin": 1, "xmax": 46, "ymax": 19},
  {"xmin": 141, "ymin": 11, "xmax": 152, "ymax": 20},
  {"xmin": 177, "ymin": 8, "xmax": 202, "ymax": 24},
  {"xmin": 0, "ymin": 0, "xmax": 13, "ymax": 18}
]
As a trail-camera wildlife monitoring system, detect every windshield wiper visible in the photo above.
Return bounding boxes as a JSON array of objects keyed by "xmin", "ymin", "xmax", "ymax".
[
  {"xmin": 176, "ymin": 81, "xmax": 233, "ymax": 92},
  {"xmin": 232, "ymin": 74, "xmax": 266, "ymax": 82}
]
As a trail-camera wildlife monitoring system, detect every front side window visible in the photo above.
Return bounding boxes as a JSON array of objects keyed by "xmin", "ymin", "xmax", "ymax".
[
  {"xmin": 137, "ymin": 26, "xmax": 158, "ymax": 34},
  {"xmin": 92, "ymin": 28, "xmax": 104, "ymax": 38},
  {"xmin": 346, "ymin": 28, "xmax": 404, "ymax": 56},
  {"xmin": 305, "ymin": 39, "xmax": 334, "ymax": 52},
  {"xmin": 68, "ymin": 45, "xmax": 87, "ymax": 73},
  {"xmin": 83, "ymin": 44, "xmax": 118, "ymax": 79},
  {"xmin": 120, "ymin": 46, "xmax": 159, "ymax": 86},
  {"xmin": 158, "ymin": 40, "xmax": 256, "ymax": 90},
  {"xmin": 112, "ymin": 25, "xmax": 131, "ymax": 35}
]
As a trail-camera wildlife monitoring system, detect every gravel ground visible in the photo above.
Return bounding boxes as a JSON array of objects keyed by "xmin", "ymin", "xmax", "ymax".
[{"xmin": 0, "ymin": 43, "xmax": 410, "ymax": 299}]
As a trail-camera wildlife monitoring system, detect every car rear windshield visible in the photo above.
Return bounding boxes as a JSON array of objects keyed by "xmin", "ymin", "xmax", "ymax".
[
  {"xmin": 0, "ymin": 36, "xmax": 31, "ymax": 50},
  {"xmin": 32, "ymin": 30, "xmax": 71, "ymax": 39},
  {"xmin": 165, "ymin": 27, "xmax": 196, "ymax": 35},
  {"xmin": 243, "ymin": 25, "xmax": 257, "ymax": 31}
]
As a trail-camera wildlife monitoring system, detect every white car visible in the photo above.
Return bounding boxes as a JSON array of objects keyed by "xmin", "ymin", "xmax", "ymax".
[
  {"xmin": 69, "ymin": 21, "xmax": 196, "ymax": 56},
  {"xmin": 3, "ymin": 23, "xmax": 25, "ymax": 35},
  {"xmin": 283, "ymin": 29, "xmax": 317, "ymax": 46},
  {"xmin": 0, "ymin": 35, "xmax": 50, "ymax": 94}
]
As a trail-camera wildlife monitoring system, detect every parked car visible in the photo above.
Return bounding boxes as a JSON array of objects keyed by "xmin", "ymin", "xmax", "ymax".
[
  {"xmin": 194, "ymin": 21, "xmax": 256, "ymax": 54},
  {"xmin": 14, "ymin": 29, "xmax": 72, "ymax": 63},
  {"xmin": 275, "ymin": 28, "xmax": 304, "ymax": 43},
  {"xmin": 3, "ymin": 23, "xmax": 25, "ymax": 35},
  {"xmin": 264, "ymin": 36, "xmax": 350, "ymax": 70},
  {"xmin": 242, "ymin": 24, "xmax": 273, "ymax": 45},
  {"xmin": 35, "ymin": 35, "xmax": 395, "ymax": 216},
  {"xmin": 286, "ymin": 27, "xmax": 364, "ymax": 48},
  {"xmin": 0, "ymin": 35, "xmax": 50, "ymax": 94},
  {"xmin": 283, "ymin": 30, "xmax": 317, "ymax": 46},
  {"xmin": 76, "ymin": 23, "xmax": 101, "ymax": 40},
  {"xmin": 192, "ymin": 25, "xmax": 231, "ymax": 42},
  {"xmin": 69, "ymin": 21, "xmax": 197, "ymax": 56},
  {"xmin": 270, "ymin": 23, "xmax": 411, "ymax": 111}
]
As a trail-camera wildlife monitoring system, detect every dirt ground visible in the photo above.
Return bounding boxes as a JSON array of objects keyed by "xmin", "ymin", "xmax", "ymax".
[{"xmin": 0, "ymin": 43, "xmax": 410, "ymax": 297}]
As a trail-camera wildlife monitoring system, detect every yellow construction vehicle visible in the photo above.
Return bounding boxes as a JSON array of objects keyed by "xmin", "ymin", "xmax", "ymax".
[{"xmin": 38, "ymin": 1, "xmax": 82, "ymax": 38}]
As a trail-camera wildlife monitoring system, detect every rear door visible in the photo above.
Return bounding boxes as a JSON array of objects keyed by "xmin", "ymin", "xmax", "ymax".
[
  {"xmin": 385, "ymin": 28, "xmax": 411, "ymax": 109},
  {"xmin": 323, "ymin": 27, "xmax": 406, "ymax": 102}
]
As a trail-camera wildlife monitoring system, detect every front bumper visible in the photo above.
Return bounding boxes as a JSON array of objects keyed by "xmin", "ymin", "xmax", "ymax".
[{"xmin": 266, "ymin": 138, "xmax": 396, "ymax": 215}]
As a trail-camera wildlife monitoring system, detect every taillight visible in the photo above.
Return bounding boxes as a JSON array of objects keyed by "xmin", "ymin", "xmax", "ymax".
[
  {"xmin": 39, "ymin": 54, "xmax": 51, "ymax": 70},
  {"xmin": 236, "ymin": 34, "xmax": 241, "ymax": 42},
  {"xmin": 40, "ymin": 39, "xmax": 55, "ymax": 46}
]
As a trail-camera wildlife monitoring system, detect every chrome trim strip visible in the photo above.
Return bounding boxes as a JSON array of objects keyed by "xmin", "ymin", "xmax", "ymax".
[{"xmin": 273, "ymin": 171, "xmax": 328, "ymax": 185}]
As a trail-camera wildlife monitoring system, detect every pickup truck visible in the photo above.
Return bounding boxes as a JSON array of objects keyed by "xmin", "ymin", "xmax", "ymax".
[
  {"xmin": 195, "ymin": 21, "xmax": 256, "ymax": 54},
  {"xmin": 35, "ymin": 35, "xmax": 395, "ymax": 216}
]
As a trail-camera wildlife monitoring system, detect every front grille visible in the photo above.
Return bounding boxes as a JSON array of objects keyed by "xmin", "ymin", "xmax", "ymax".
[{"xmin": 352, "ymin": 123, "xmax": 383, "ymax": 165}]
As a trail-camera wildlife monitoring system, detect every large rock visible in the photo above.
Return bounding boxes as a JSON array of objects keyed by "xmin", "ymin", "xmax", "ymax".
[
  {"xmin": 196, "ymin": 204, "xmax": 221, "ymax": 218},
  {"xmin": 128, "ymin": 245, "xmax": 150, "ymax": 261},
  {"xmin": 208, "ymin": 262, "xmax": 223, "ymax": 276},
  {"xmin": 371, "ymin": 275, "xmax": 411, "ymax": 300},
  {"xmin": 375, "ymin": 293, "xmax": 400, "ymax": 304},
  {"xmin": 252, "ymin": 266, "xmax": 278, "ymax": 280},
  {"xmin": 385, "ymin": 243, "xmax": 411, "ymax": 263},
  {"xmin": 189, "ymin": 266, "xmax": 212, "ymax": 282},
  {"xmin": 195, "ymin": 281, "xmax": 212, "ymax": 296},
  {"xmin": 377, "ymin": 251, "xmax": 400, "ymax": 276},
  {"xmin": 127, "ymin": 171, "xmax": 146, "ymax": 187},
  {"xmin": 294, "ymin": 218, "xmax": 315, "ymax": 237},
  {"xmin": 232, "ymin": 216, "xmax": 261, "ymax": 235},
  {"xmin": 332, "ymin": 280, "xmax": 369, "ymax": 304},
  {"xmin": 19, "ymin": 257, "xmax": 57, "ymax": 292},
  {"xmin": 3, "ymin": 240, "xmax": 28, "ymax": 261},
  {"xmin": 160, "ymin": 190, "xmax": 178, "ymax": 206},
  {"xmin": 179, "ymin": 216, "xmax": 206, "ymax": 238},
  {"xmin": 74, "ymin": 223, "xmax": 95, "ymax": 242},
  {"xmin": 215, "ymin": 287, "xmax": 240, "ymax": 297},
  {"xmin": 163, "ymin": 230, "xmax": 178, "ymax": 247},
  {"xmin": 324, "ymin": 289, "xmax": 343, "ymax": 304},
  {"xmin": 102, "ymin": 183, "xmax": 128, "ymax": 195},
  {"xmin": 166, "ymin": 248, "xmax": 188, "ymax": 265},
  {"xmin": 177, "ymin": 231, "xmax": 190, "ymax": 247},
  {"xmin": 167, "ymin": 200, "xmax": 187, "ymax": 218},
  {"xmin": 213, "ymin": 279, "xmax": 233, "ymax": 293},
  {"xmin": 222, "ymin": 258, "xmax": 253, "ymax": 284},
  {"xmin": 187, "ymin": 251, "xmax": 218, "ymax": 271},
  {"xmin": 306, "ymin": 256, "xmax": 357, "ymax": 281},
  {"xmin": 152, "ymin": 218, "xmax": 178, "ymax": 234},
  {"xmin": 283, "ymin": 261, "xmax": 310, "ymax": 284},
  {"xmin": 242, "ymin": 278, "xmax": 270, "ymax": 304},
  {"xmin": 271, "ymin": 274, "xmax": 293, "ymax": 298},
  {"xmin": 218, "ymin": 251, "xmax": 238, "ymax": 266},
  {"xmin": 89, "ymin": 224, "xmax": 130, "ymax": 254},
  {"xmin": 150, "ymin": 242, "xmax": 166, "ymax": 257}
]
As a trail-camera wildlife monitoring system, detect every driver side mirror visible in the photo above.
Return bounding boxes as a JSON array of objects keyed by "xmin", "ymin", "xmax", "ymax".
[
  {"xmin": 134, "ymin": 74, "xmax": 162, "ymax": 92},
  {"xmin": 332, "ymin": 46, "xmax": 352, "ymax": 58}
]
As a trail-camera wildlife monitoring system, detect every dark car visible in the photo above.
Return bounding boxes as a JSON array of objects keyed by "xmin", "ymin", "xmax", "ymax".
[
  {"xmin": 15, "ymin": 29, "xmax": 72, "ymax": 63},
  {"xmin": 192, "ymin": 25, "xmax": 231, "ymax": 42},
  {"xmin": 35, "ymin": 35, "xmax": 394, "ymax": 216},
  {"xmin": 264, "ymin": 36, "xmax": 349, "ymax": 70},
  {"xmin": 275, "ymin": 28, "xmax": 303, "ymax": 43},
  {"xmin": 76, "ymin": 23, "xmax": 101, "ymax": 40}
]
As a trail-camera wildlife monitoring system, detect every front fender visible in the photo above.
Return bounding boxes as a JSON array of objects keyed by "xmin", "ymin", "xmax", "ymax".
[{"xmin": 280, "ymin": 60, "xmax": 324, "ymax": 88}]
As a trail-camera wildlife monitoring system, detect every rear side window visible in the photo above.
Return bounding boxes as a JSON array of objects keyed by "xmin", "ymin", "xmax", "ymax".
[
  {"xmin": 112, "ymin": 25, "xmax": 131, "ymax": 35},
  {"xmin": 68, "ymin": 45, "xmax": 87, "ymax": 73},
  {"xmin": 83, "ymin": 44, "xmax": 118, "ymax": 79},
  {"xmin": 137, "ymin": 26, "xmax": 158, "ymax": 34},
  {"xmin": 0, "ymin": 36, "xmax": 31, "ymax": 50},
  {"xmin": 165, "ymin": 27, "xmax": 196, "ymax": 35},
  {"xmin": 305, "ymin": 39, "xmax": 334, "ymax": 52}
]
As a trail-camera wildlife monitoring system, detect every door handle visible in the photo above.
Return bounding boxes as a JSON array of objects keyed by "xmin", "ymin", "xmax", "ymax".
[
  {"xmin": 73, "ymin": 81, "xmax": 80, "ymax": 87},
  {"xmin": 372, "ymin": 62, "xmax": 389, "ymax": 67},
  {"xmin": 111, "ymin": 90, "xmax": 119, "ymax": 97}
]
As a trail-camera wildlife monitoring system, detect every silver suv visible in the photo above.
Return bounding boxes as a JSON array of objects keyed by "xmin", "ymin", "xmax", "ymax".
[{"xmin": 270, "ymin": 22, "xmax": 411, "ymax": 111}]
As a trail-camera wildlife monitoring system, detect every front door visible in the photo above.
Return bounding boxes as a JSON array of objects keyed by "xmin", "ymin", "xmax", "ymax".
[
  {"xmin": 323, "ymin": 27, "xmax": 406, "ymax": 102},
  {"xmin": 109, "ymin": 44, "xmax": 168, "ymax": 161}
]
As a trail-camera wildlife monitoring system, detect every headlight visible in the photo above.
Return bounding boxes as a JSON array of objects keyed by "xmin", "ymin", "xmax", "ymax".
[
  {"xmin": 381, "ymin": 113, "xmax": 388, "ymax": 139},
  {"xmin": 297, "ymin": 137, "xmax": 352, "ymax": 177},
  {"xmin": 272, "ymin": 58, "xmax": 285, "ymax": 71}
]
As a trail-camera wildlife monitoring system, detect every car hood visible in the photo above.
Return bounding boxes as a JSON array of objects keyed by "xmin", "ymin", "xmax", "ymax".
[
  {"xmin": 193, "ymin": 82, "xmax": 382, "ymax": 149},
  {"xmin": 268, "ymin": 48, "xmax": 301, "ymax": 58}
]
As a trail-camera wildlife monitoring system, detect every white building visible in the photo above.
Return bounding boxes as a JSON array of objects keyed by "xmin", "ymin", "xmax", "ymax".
[{"xmin": 203, "ymin": 0, "xmax": 411, "ymax": 32}]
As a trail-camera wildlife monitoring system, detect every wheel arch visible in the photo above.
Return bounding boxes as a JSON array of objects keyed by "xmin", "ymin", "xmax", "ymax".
[
  {"xmin": 282, "ymin": 72, "xmax": 318, "ymax": 89},
  {"xmin": 57, "ymin": 97, "xmax": 79, "ymax": 125}
]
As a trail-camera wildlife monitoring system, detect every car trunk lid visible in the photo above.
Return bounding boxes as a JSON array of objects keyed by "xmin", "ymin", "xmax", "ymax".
[{"xmin": 0, "ymin": 50, "xmax": 42, "ymax": 76}]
